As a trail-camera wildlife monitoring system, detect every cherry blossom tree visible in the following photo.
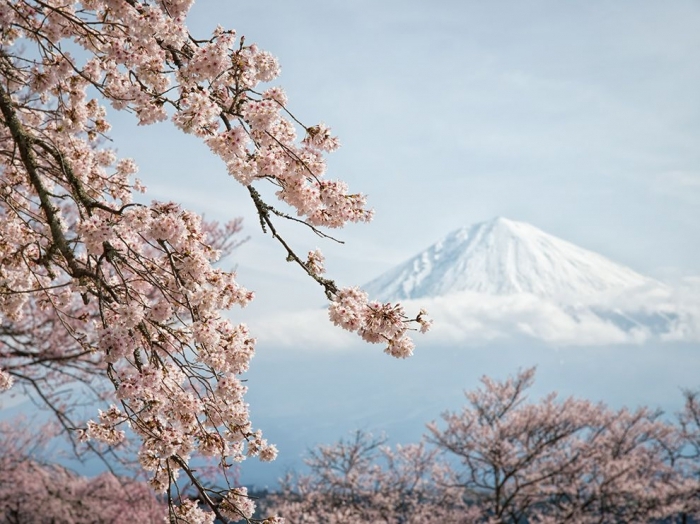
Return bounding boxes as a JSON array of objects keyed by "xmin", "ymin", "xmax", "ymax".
[
  {"xmin": 270, "ymin": 370, "xmax": 700, "ymax": 523},
  {"xmin": 674, "ymin": 388, "xmax": 700, "ymax": 521},
  {"xmin": 265, "ymin": 430, "xmax": 472, "ymax": 524},
  {"xmin": 0, "ymin": 1, "xmax": 430, "ymax": 521},
  {"xmin": 0, "ymin": 418, "xmax": 166, "ymax": 523},
  {"xmin": 427, "ymin": 368, "xmax": 686, "ymax": 523}
]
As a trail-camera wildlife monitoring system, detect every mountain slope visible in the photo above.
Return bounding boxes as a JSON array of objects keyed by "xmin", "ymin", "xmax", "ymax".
[{"xmin": 365, "ymin": 217, "xmax": 659, "ymax": 302}]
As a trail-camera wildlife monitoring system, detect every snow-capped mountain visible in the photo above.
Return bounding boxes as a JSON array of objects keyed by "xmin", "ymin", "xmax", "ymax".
[
  {"xmin": 357, "ymin": 218, "xmax": 698, "ymax": 344},
  {"xmin": 365, "ymin": 217, "xmax": 660, "ymax": 302}
]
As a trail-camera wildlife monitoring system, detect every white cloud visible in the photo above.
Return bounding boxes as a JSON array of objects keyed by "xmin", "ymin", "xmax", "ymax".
[
  {"xmin": 250, "ymin": 283, "xmax": 700, "ymax": 350},
  {"xmin": 250, "ymin": 308, "xmax": 357, "ymax": 350},
  {"xmin": 660, "ymin": 170, "xmax": 700, "ymax": 189},
  {"xmin": 417, "ymin": 293, "xmax": 651, "ymax": 346}
]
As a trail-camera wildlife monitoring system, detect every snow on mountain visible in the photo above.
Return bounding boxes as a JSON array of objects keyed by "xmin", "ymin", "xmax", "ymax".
[
  {"xmin": 364, "ymin": 217, "xmax": 660, "ymax": 302},
  {"xmin": 357, "ymin": 218, "xmax": 700, "ymax": 344}
]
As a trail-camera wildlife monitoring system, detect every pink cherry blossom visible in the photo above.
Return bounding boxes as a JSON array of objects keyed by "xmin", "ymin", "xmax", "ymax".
[{"xmin": 0, "ymin": 2, "xmax": 428, "ymax": 521}]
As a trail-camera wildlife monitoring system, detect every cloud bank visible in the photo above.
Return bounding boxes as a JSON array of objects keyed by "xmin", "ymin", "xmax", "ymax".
[{"xmin": 249, "ymin": 279, "xmax": 700, "ymax": 350}]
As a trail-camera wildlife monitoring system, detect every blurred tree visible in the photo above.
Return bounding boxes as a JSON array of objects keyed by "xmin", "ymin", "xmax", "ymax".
[{"xmin": 0, "ymin": 418, "xmax": 166, "ymax": 523}]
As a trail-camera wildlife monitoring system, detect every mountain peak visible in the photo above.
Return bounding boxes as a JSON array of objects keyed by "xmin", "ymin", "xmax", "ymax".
[
  {"xmin": 364, "ymin": 218, "xmax": 656, "ymax": 301},
  {"xmin": 489, "ymin": 216, "xmax": 515, "ymax": 226}
]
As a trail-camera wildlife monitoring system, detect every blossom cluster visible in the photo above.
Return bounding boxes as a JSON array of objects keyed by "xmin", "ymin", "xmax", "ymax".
[
  {"xmin": 329, "ymin": 288, "xmax": 431, "ymax": 358},
  {"xmin": 0, "ymin": 368, "xmax": 13, "ymax": 392},
  {"xmin": 80, "ymin": 405, "xmax": 128, "ymax": 445}
]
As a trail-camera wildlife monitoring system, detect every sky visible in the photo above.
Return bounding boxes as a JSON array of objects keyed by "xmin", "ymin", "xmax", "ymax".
[
  {"xmin": 107, "ymin": 0, "xmax": 700, "ymax": 308},
  {"xmin": 4, "ymin": 0, "xmax": 700, "ymax": 487}
]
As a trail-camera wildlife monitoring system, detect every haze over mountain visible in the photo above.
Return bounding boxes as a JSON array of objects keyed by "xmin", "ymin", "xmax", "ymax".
[{"xmin": 364, "ymin": 217, "xmax": 660, "ymax": 301}]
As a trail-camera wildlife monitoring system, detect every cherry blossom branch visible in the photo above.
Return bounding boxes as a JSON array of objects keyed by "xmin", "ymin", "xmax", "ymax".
[
  {"xmin": 247, "ymin": 184, "xmax": 338, "ymax": 299},
  {"xmin": 0, "ymin": 2, "xmax": 429, "ymax": 521}
]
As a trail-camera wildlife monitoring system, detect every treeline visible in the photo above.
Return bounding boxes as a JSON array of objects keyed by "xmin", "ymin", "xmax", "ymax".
[
  {"xmin": 258, "ymin": 369, "xmax": 700, "ymax": 523},
  {"xmin": 3, "ymin": 369, "xmax": 700, "ymax": 523}
]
